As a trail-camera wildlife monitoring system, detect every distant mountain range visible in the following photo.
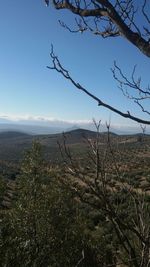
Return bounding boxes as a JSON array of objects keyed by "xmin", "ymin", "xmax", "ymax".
[
  {"xmin": 0, "ymin": 128, "xmax": 149, "ymax": 164},
  {"xmin": 0, "ymin": 123, "xmax": 64, "ymax": 135},
  {"xmin": 0, "ymin": 117, "xmax": 149, "ymax": 135}
]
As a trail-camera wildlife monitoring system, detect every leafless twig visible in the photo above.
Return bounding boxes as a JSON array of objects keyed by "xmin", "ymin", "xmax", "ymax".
[{"xmin": 47, "ymin": 45, "xmax": 150, "ymax": 125}]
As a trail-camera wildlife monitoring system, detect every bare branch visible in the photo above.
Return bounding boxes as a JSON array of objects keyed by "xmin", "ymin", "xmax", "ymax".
[
  {"xmin": 142, "ymin": 0, "xmax": 150, "ymax": 25},
  {"xmin": 48, "ymin": 0, "xmax": 150, "ymax": 57},
  {"xmin": 58, "ymin": 121, "xmax": 150, "ymax": 266},
  {"xmin": 112, "ymin": 62, "xmax": 150, "ymax": 116},
  {"xmin": 47, "ymin": 46, "xmax": 150, "ymax": 125}
]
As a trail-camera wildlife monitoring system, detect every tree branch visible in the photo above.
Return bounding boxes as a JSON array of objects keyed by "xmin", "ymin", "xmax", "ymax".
[
  {"xmin": 47, "ymin": 0, "xmax": 150, "ymax": 57},
  {"xmin": 112, "ymin": 62, "xmax": 150, "ymax": 116},
  {"xmin": 47, "ymin": 46, "xmax": 150, "ymax": 125}
]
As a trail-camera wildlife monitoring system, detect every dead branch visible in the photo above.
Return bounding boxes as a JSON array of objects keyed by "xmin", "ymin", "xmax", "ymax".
[
  {"xmin": 47, "ymin": 45, "xmax": 150, "ymax": 125},
  {"xmin": 112, "ymin": 61, "xmax": 150, "ymax": 116},
  {"xmin": 45, "ymin": 0, "xmax": 150, "ymax": 57},
  {"xmin": 58, "ymin": 122, "xmax": 150, "ymax": 267}
]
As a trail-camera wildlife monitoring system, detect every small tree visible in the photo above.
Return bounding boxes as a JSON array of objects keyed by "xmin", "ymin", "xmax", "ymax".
[{"xmin": 1, "ymin": 142, "xmax": 105, "ymax": 266}]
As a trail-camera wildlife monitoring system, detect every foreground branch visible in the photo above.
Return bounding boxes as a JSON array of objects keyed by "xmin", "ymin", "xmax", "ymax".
[
  {"xmin": 47, "ymin": 46, "xmax": 150, "ymax": 125},
  {"xmin": 112, "ymin": 62, "xmax": 150, "ymax": 116},
  {"xmin": 45, "ymin": 0, "xmax": 150, "ymax": 57}
]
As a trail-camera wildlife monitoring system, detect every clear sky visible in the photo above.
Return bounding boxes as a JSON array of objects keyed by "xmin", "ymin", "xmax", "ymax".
[{"xmin": 0, "ymin": 0, "xmax": 150, "ymax": 129}]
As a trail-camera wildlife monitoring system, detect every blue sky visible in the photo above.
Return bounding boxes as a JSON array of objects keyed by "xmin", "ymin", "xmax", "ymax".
[{"xmin": 0, "ymin": 0, "xmax": 150, "ymax": 130}]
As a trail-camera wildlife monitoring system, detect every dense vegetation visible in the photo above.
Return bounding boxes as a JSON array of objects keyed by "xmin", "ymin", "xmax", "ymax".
[{"xmin": 0, "ymin": 129, "xmax": 150, "ymax": 266}]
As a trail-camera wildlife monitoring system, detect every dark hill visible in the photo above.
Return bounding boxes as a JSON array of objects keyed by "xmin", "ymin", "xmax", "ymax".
[
  {"xmin": 66, "ymin": 128, "xmax": 96, "ymax": 135},
  {"xmin": 0, "ymin": 129, "xmax": 101, "ymax": 162},
  {"xmin": 0, "ymin": 131, "xmax": 30, "ymax": 139},
  {"xmin": 0, "ymin": 131, "xmax": 33, "ymax": 162},
  {"xmin": 0, "ymin": 129, "xmax": 149, "ymax": 164},
  {"xmin": 37, "ymin": 128, "xmax": 101, "ymax": 146},
  {"xmin": 63, "ymin": 128, "xmax": 118, "ymax": 144},
  {"xmin": 65, "ymin": 128, "xmax": 97, "ymax": 141}
]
